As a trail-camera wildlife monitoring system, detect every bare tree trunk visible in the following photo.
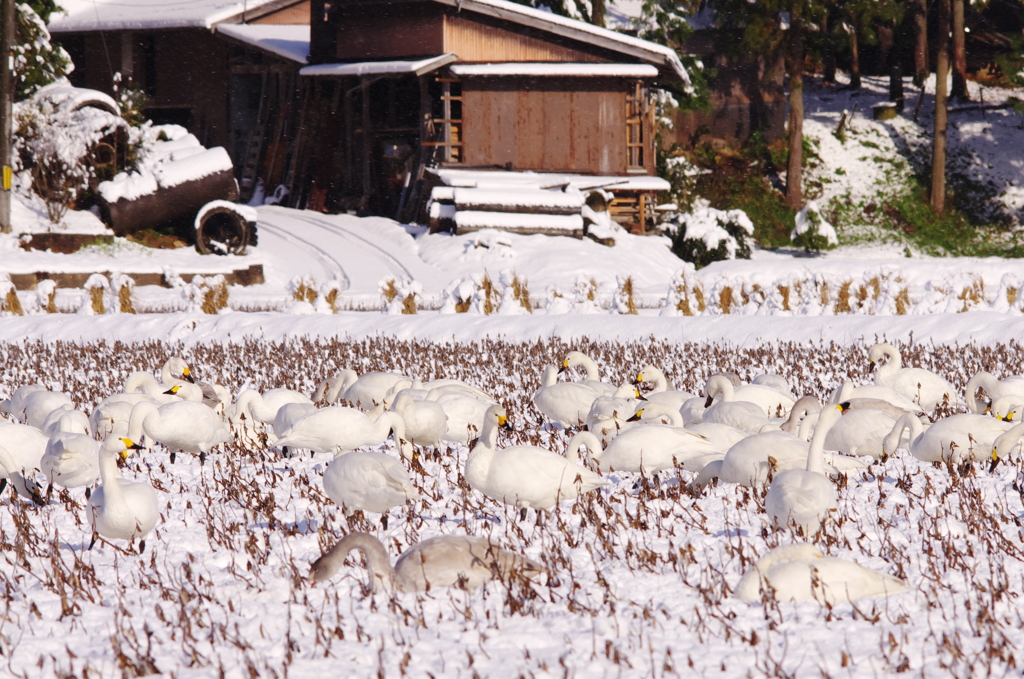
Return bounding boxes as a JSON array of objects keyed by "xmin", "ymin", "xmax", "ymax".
[
  {"xmin": 822, "ymin": 10, "xmax": 836, "ymax": 84},
  {"xmin": 786, "ymin": 4, "xmax": 804, "ymax": 211},
  {"xmin": 849, "ymin": 24, "xmax": 862, "ymax": 89},
  {"xmin": 913, "ymin": 0, "xmax": 929, "ymax": 88},
  {"xmin": 590, "ymin": 0, "xmax": 605, "ymax": 27},
  {"xmin": 951, "ymin": 0, "xmax": 969, "ymax": 100},
  {"xmin": 932, "ymin": 0, "xmax": 950, "ymax": 214}
]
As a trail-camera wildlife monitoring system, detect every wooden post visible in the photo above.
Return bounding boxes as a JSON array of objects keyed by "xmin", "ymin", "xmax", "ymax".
[
  {"xmin": 361, "ymin": 78, "xmax": 371, "ymax": 207},
  {"xmin": 0, "ymin": 0, "xmax": 14, "ymax": 232},
  {"xmin": 932, "ymin": 0, "xmax": 950, "ymax": 214}
]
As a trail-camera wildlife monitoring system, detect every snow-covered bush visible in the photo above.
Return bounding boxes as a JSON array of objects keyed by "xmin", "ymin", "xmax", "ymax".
[
  {"xmin": 14, "ymin": 81, "xmax": 128, "ymax": 223},
  {"xmin": 543, "ymin": 286, "xmax": 572, "ymax": 315},
  {"xmin": 440, "ymin": 278, "xmax": 476, "ymax": 314},
  {"xmin": 79, "ymin": 274, "xmax": 109, "ymax": 315},
  {"xmin": 184, "ymin": 275, "xmax": 230, "ymax": 314},
  {"xmin": 13, "ymin": 3, "xmax": 72, "ymax": 100},
  {"xmin": 613, "ymin": 275, "xmax": 639, "ymax": 314},
  {"xmin": 0, "ymin": 276, "xmax": 25, "ymax": 317},
  {"xmin": 498, "ymin": 270, "xmax": 532, "ymax": 315},
  {"xmin": 111, "ymin": 273, "xmax": 136, "ymax": 314},
  {"xmin": 36, "ymin": 279, "xmax": 57, "ymax": 314},
  {"xmin": 380, "ymin": 276, "xmax": 420, "ymax": 315},
  {"xmin": 570, "ymin": 276, "xmax": 603, "ymax": 314},
  {"xmin": 791, "ymin": 201, "xmax": 838, "ymax": 253},
  {"xmin": 667, "ymin": 201, "xmax": 754, "ymax": 269},
  {"xmin": 661, "ymin": 265, "xmax": 706, "ymax": 317}
]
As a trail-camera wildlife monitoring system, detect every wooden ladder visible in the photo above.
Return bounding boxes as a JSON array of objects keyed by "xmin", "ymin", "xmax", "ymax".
[{"xmin": 238, "ymin": 72, "xmax": 272, "ymax": 203}]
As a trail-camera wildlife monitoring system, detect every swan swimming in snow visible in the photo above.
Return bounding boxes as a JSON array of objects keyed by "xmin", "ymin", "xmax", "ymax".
[
  {"xmin": 309, "ymin": 531, "xmax": 543, "ymax": 592},
  {"xmin": 735, "ymin": 542, "xmax": 907, "ymax": 604}
]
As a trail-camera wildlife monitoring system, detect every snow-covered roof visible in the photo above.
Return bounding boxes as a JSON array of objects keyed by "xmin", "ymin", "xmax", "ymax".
[
  {"xmin": 434, "ymin": 0, "xmax": 688, "ymax": 83},
  {"xmin": 450, "ymin": 63, "xmax": 658, "ymax": 77},
  {"xmin": 48, "ymin": 0, "xmax": 286, "ymax": 32},
  {"xmin": 300, "ymin": 54, "xmax": 458, "ymax": 78},
  {"xmin": 31, "ymin": 80, "xmax": 119, "ymax": 115},
  {"xmin": 216, "ymin": 24, "xmax": 309, "ymax": 63},
  {"xmin": 432, "ymin": 168, "xmax": 670, "ymax": 192}
]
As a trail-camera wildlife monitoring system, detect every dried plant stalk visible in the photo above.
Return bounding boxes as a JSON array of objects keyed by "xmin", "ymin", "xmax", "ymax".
[{"xmin": 4, "ymin": 288, "xmax": 24, "ymax": 316}]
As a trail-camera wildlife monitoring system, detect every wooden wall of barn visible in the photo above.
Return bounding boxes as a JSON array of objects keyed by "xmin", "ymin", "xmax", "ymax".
[
  {"xmin": 59, "ymin": 30, "xmax": 231, "ymax": 150},
  {"xmin": 443, "ymin": 14, "xmax": 607, "ymax": 63},
  {"xmin": 461, "ymin": 77, "xmax": 652, "ymax": 175}
]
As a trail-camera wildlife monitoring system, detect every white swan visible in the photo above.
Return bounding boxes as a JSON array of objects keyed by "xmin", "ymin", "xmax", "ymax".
[
  {"xmin": 127, "ymin": 400, "xmax": 233, "ymax": 464},
  {"xmin": 990, "ymin": 396, "xmax": 1023, "ymax": 422},
  {"xmin": 679, "ymin": 396, "xmax": 708, "ymax": 425},
  {"xmin": 309, "ymin": 532, "xmax": 543, "ymax": 592},
  {"xmin": 631, "ymin": 365, "xmax": 694, "ymax": 412},
  {"xmin": 883, "ymin": 412, "xmax": 1013, "ymax": 463},
  {"xmin": 40, "ymin": 406, "xmax": 91, "ymax": 437},
  {"xmin": 831, "ymin": 380, "xmax": 926, "ymax": 417},
  {"xmin": 868, "ymin": 343, "xmax": 962, "ymax": 411},
  {"xmin": 991, "ymin": 422, "xmax": 1024, "ymax": 468},
  {"xmin": 230, "ymin": 388, "xmax": 313, "ymax": 425},
  {"xmin": 42, "ymin": 432, "xmax": 101, "ymax": 496},
  {"xmin": 322, "ymin": 452, "xmax": 419, "ymax": 526},
  {"xmin": 704, "ymin": 374, "xmax": 795, "ymax": 420},
  {"xmin": 965, "ymin": 371, "xmax": 1024, "ymax": 414},
  {"xmin": 559, "ymin": 351, "xmax": 615, "ymax": 395},
  {"xmin": 0, "ymin": 384, "xmax": 48, "ymax": 419},
  {"xmin": 765, "ymin": 405, "xmax": 843, "ymax": 535},
  {"xmin": 0, "ymin": 423, "xmax": 49, "ymax": 501},
  {"xmin": 735, "ymin": 543, "xmax": 907, "ymax": 604},
  {"xmin": 388, "ymin": 393, "xmax": 447, "ymax": 451},
  {"xmin": 701, "ymin": 375, "xmax": 771, "ymax": 432},
  {"xmin": 466, "ymin": 405, "xmax": 607, "ymax": 511},
  {"xmin": 428, "ymin": 387, "xmax": 496, "ymax": 444},
  {"xmin": 87, "ymin": 438, "xmax": 159, "ymax": 553},
  {"xmin": 587, "ymin": 405, "xmax": 718, "ymax": 475},
  {"xmin": 90, "ymin": 392, "xmax": 161, "ymax": 438},
  {"xmin": 316, "ymin": 369, "xmax": 409, "ymax": 410},
  {"xmin": 824, "ymin": 405, "xmax": 906, "ymax": 460},
  {"xmin": 20, "ymin": 390, "xmax": 74, "ymax": 429},
  {"xmin": 585, "ymin": 383, "xmax": 644, "ymax": 443},
  {"xmin": 274, "ymin": 407, "xmax": 411, "ymax": 457},
  {"xmin": 751, "ymin": 373, "xmax": 797, "ymax": 400},
  {"xmin": 533, "ymin": 365, "xmax": 601, "ymax": 428},
  {"xmin": 693, "ymin": 412, "xmax": 865, "ymax": 490}
]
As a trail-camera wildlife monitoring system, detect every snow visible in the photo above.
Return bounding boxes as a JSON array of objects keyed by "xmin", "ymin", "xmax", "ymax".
[
  {"xmin": 300, "ymin": 54, "xmax": 457, "ymax": 78},
  {"xmin": 48, "ymin": 0, "xmax": 283, "ymax": 32},
  {"xmin": 215, "ymin": 24, "xmax": 310, "ymax": 64},
  {"xmin": 454, "ymin": 211, "xmax": 584, "ymax": 232},
  {"xmin": 449, "ymin": 63, "xmax": 659, "ymax": 77},
  {"xmin": 453, "ymin": 188, "xmax": 584, "ymax": 211},
  {"xmin": 433, "ymin": 168, "xmax": 670, "ymax": 192},
  {"xmin": 31, "ymin": 80, "xmax": 118, "ymax": 115},
  {"xmin": 792, "ymin": 201, "xmax": 839, "ymax": 247},
  {"xmin": 98, "ymin": 146, "xmax": 233, "ymax": 203}
]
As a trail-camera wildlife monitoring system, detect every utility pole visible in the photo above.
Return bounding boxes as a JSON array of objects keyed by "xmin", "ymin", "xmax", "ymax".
[{"xmin": 0, "ymin": 0, "xmax": 13, "ymax": 233}]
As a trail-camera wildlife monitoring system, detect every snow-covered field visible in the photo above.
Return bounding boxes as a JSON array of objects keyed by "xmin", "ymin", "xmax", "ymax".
[
  {"xmin": 4, "ymin": 59, "xmax": 1024, "ymax": 679},
  {"xmin": 2, "ymin": 336, "xmax": 1024, "ymax": 678}
]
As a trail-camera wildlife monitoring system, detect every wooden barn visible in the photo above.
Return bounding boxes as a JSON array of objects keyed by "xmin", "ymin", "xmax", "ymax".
[
  {"xmin": 288, "ymin": 0, "xmax": 688, "ymax": 231},
  {"xmin": 50, "ymin": 0, "xmax": 687, "ymax": 233}
]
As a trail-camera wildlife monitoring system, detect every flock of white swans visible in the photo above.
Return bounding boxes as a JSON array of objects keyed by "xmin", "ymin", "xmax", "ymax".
[{"xmin": 2, "ymin": 342, "xmax": 1023, "ymax": 604}]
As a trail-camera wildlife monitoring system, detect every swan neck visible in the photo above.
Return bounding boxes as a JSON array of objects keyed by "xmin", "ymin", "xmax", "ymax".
[
  {"xmin": 806, "ymin": 411, "xmax": 837, "ymax": 473},
  {"xmin": 965, "ymin": 373, "xmax": 992, "ymax": 414},
  {"xmin": 541, "ymin": 366, "xmax": 558, "ymax": 387},
  {"xmin": 995, "ymin": 422, "xmax": 1024, "ymax": 458},
  {"xmin": 97, "ymin": 445, "xmax": 127, "ymax": 506},
  {"xmin": 320, "ymin": 533, "xmax": 397, "ymax": 591},
  {"xmin": 127, "ymin": 401, "xmax": 158, "ymax": 443},
  {"xmin": 567, "ymin": 431, "xmax": 603, "ymax": 462}
]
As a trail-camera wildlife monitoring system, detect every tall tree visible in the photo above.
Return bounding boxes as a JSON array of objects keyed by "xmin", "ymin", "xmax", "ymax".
[
  {"xmin": 787, "ymin": 2, "xmax": 804, "ymax": 209},
  {"xmin": 912, "ymin": 0, "xmax": 929, "ymax": 87},
  {"xmin": 931, "ymin": 0, "xmax": 950, "ymax": 213},
  {"xmin": 951, "ymin": 0, "xmax": 969, "ymax": 100}
]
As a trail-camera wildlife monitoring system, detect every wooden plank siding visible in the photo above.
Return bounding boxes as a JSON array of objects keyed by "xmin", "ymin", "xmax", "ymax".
[
  {"xmin": 443, "ymin": 14, "xmax": 607, "ymax": 63},
  {"xmin": 461, "ymin": 78, "xmax": 628, "ymax": 174},
  {"xmin": 251, "ymin": 0, "xmax": 310, "ymax": 24},
  {"xmin": 332, "ymin": 5, "xmax": 445, "ymax": 61}
]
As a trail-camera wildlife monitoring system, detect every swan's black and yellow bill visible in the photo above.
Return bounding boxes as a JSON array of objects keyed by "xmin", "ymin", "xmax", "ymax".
[
  {"xmin": 989, "ymin": 447, "xmax": 1000, "ymax": 473},
  {"xmin": 626, "ymin": 409, "xmax": 643, "ymax": 422},
  {"xmin": 182, "ymin": 367, "xmax": 196, "ymax": 384},
  {"xmin": 119, "ymin": 438, "xmax": 144, "ymax": 459}
]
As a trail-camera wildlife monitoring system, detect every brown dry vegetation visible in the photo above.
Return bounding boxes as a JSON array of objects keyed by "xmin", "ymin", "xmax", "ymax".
[{"xmin": 1, "ymin": 337, "xmax": 1024, "ymax": 676}]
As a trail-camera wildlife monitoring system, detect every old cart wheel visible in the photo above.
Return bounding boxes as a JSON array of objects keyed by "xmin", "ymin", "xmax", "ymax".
[{"xmin": 195, "ymin": 206, "xmax": 250, "ymax": 255}]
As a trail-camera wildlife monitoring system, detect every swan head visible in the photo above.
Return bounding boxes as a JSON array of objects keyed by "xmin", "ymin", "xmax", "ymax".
[{"xmin": 867, "ymin": 342, "xmax": 897, "ymax": 365}]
